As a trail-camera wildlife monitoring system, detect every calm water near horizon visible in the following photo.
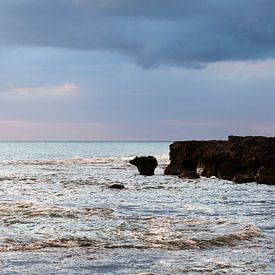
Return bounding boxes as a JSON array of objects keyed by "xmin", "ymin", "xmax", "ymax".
[{"xmin": 0, "ymin": 141, "xmax": 274, "ymax": 274}]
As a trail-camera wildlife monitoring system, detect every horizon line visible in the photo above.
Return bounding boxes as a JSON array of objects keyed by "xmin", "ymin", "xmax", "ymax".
[{"xmin": 0, "ymin": 140, "xmax": 172, "ymax": 142}]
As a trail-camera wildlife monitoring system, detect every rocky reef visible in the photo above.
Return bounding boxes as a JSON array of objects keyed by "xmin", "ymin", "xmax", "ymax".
[{"xmin": 164, "ymin": 136, "xmax": 275, "ymax": 185}]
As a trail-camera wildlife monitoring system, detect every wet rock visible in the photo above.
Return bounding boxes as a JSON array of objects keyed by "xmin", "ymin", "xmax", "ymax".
[
  {"xmin": 256, "ymin": 163, "xmax": 275, "ymax": 185},
  {"xmin": 199, "ymin": 165, "xmax": 218, "ymax": 178},
  {"xmin": 217, "ymin": 162, "xmax": 236, "ymax": 181},
  {"xmin": 129, "ymin": 156, "xmax": 158, "ymax": 176},
  {"xmin": 108, "ymin": 184, "xmax": 125, "ymax": 189},
  {"xmin": 165, "ymin": 136, "xmax": 275, "ymax": 185},
  {"xmin": 179, "ymin": 170, "xmax": 200, "ymax": 179},
  {"xmin": 233, "ymin": 174, "xmax": 255, "ymax": 183}
]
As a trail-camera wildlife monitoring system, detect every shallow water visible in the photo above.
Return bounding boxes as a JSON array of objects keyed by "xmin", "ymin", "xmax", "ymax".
[{"xmin": 0, "ymin": 142, "xmax": 274, "ymax": 274}]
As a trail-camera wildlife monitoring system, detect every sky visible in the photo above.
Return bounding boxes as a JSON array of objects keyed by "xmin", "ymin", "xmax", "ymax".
[{"xmin": 0, "ymin": 0, "xmax": 274, "ymax": 141}]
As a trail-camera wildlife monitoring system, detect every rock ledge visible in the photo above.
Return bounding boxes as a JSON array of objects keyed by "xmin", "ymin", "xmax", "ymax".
[{"xmin": 164, "ymin": 136, "xmax": 275, "ymax": 185}]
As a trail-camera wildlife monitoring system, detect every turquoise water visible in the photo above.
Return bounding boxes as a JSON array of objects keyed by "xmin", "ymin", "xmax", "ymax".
[{"xmin": 0, "ymin": 142, "xmax": 274, "ymax": 274}]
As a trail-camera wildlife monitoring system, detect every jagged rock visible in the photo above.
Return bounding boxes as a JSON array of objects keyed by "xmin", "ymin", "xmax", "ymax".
[
  {"xmin": 129, "ymin": 156, "xmax": 158, "ymax": 176},
  {"xmin": 108, "ymin": 184, "xmax": 125, "ymax": 189},
  {"xmin": 165, "ymin": 136, "xmax": 275, "ymax": 185},
  {"xmin": 179, "ymin": 170, "xmax": 200, "ymax": 179}
]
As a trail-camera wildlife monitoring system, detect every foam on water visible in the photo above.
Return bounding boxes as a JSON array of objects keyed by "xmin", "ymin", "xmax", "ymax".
[
  {"xmin": 0, "ymin": 154, "xmax": 169, "ymax": 169},
  {"xmin": 0, "ymin": 201, "xmax": 261, "ymax": 252}
]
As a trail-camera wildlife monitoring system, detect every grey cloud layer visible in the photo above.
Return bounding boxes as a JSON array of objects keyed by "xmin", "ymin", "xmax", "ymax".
[{"xmin": 0, "ymin": 0, "xmax": 275, "ymax": 67}]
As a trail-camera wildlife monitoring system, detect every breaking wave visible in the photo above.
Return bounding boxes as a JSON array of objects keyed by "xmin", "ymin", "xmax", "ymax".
[
  {"xmin": 0, "ymin": 154, "xmax": 169, "ymax": 167},
  {"xmin": 0, "ymin": 201, "xmax": 115, "ymax": 224},
  {"xmin": 0, "ymin": 202, "xmax": 261, "ymax": 252},
  {"xmin": 0, "ymin": 224, "xmax": 260, "ymax": 252}
]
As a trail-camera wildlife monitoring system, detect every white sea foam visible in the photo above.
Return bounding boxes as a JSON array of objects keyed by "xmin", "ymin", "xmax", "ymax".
[
  {"xmin": 0, "ymin": 201, "xmax": 261, "ymax": 252},
  {"xmin": 0, "ymin": 154, "xmax": 169, "ymax": 167}
]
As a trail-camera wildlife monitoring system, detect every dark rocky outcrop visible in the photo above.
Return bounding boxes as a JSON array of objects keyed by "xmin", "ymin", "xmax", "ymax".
[
  {"xmin": 129, "ymin": 156, "xmax": 158, "ymax": 176},
  {"xmin": 165, "ymin": 136, "xmax": 275, "ymax": 185},
  {"xmin": 108, "ymin": 184, "xmax": 125, "ymax": 189}
]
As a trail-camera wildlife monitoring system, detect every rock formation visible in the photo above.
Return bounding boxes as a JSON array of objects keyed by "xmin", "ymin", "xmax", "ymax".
[
  {"xmin": 164, "ymin": 136, "xmax": 275, "ymax": 185},
  {"xmin": 108, "ymin": 184, "xmax": 125, "ymax": 189},
  {"xmin": 129, "ymin": 156, "xmax": 158, "ymax": 176}
]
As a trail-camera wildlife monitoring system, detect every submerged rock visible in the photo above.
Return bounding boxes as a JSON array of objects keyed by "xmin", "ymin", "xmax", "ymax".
[
  {"xmin": 108, "ymin": 184, "xmax": 125, "ymax": 189},
  {"xmin": 129, "ymin": 156, "xmax": 158, "ymax": 176},
  {"xmin": 165, "ymin": 136, "xmax": 275, "ymax": 185}
]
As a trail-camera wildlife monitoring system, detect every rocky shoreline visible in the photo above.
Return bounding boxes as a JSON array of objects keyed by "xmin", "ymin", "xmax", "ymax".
[{"xmin": 163, "ymin": 136, "xmax": 275, "ymax": 185}]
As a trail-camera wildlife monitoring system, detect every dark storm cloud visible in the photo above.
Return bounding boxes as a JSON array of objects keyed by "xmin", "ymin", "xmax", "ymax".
[{"xmin": 0, "ymin": 0, "xmax": 275, "ymax": 67}]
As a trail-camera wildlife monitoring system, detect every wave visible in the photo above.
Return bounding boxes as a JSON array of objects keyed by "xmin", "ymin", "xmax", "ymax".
[
  {"xmin": 0, "ymin": 202, "xmax": 261, "ymax": 252},
  {"xmin": 0, "ymin": 237, "xmax": 100, "ymax": 252},
  {"xmin": 0, "ymin": 201, "xmax": 115, "ymax": 224},
  {"xmin": 0, "ymin": 154, "xmax": 169, "ymax": 167},
  {"xmin": 0, "ymin": 224, "xmax": 260, "ymax": 252},
  {"xmin": 195, "ymin": 224, "xmax": 261, "ymax": 248}
]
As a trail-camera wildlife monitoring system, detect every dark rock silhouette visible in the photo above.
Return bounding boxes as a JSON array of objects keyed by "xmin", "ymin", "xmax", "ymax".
[
  {"xmin": 108, "ymin": 184, "xmax": 125, "ymax": 189},
  {"xmin": 129, "ymin": 156, "xmax": 158, "ymax": 176},
  {"xmin": 165, "ymin": 136, "xmax": 275, "ymax": 185}
]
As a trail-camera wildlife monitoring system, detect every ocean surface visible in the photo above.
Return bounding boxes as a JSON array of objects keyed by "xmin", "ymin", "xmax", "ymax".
[{"xmin": 0, "ymin": 141, "xmax": 274, "ymax": 274}]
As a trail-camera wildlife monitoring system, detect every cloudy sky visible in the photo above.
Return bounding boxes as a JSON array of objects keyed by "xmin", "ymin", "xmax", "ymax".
[{"xmin": 0, "ymin": 0, "xmax": 274, "ymax": 140}]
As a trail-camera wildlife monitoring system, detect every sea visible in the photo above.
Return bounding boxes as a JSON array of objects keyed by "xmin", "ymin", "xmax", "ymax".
[{"xmin": 0, "ymin": 141, "xmax": 274, "ymax": 274}]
